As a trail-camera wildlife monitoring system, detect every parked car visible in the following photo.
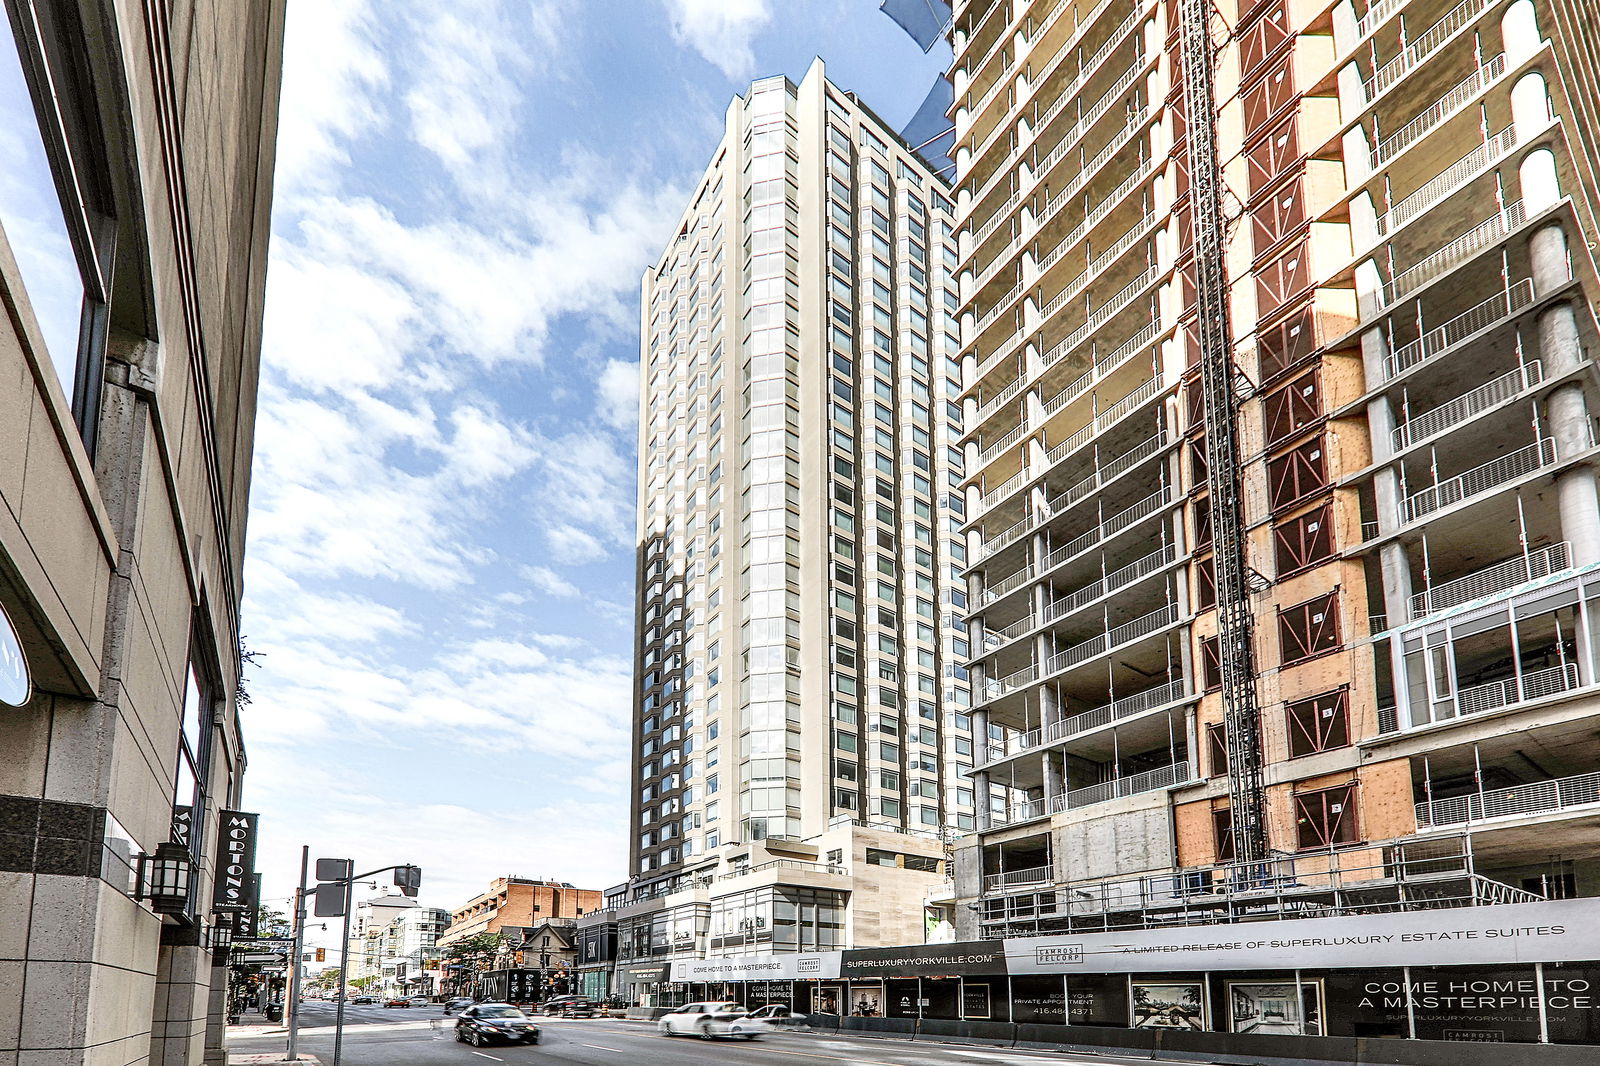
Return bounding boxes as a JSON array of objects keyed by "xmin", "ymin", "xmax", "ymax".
[
  {"xmin": 383, "ymin": 997, "xmax": 411, "ymax": 1008},
  {"xmin": 443, "ymin": 997, "xmax": 475, "ymax": 1015},
  {"xmin": 408, "ymin": 996, "xmax": 430, "ymax": 1007},
  {"xmin": 656, "ymin": 1002, "xmax": 771, "ymax": 1040},
  {"xmin": 351, "ymin": 996, "xmax": 376, "ymax": 1005},
  {"xmin": 539, "ymin": 995, "xmax": 590, "ymax": 1016},
  {"xmin": 454, "ymin": 1003, "xmax": 540, "ymax": 1046}
]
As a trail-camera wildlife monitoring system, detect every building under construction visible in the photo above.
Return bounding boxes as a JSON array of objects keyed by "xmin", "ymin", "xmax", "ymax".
[{"xmin": 940, "ymin": 0, "xmax": 1600, "ymax": 1050}]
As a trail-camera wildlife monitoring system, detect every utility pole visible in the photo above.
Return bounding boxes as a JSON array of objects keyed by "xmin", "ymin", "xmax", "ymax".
[{"xmin": 286, "ymin": 846, "xmax": 309, "ymax": 1060}]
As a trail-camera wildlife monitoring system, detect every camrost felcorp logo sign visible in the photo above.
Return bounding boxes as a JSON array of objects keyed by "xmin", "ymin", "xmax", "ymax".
[{"xmin": 0, "ymin": 601, "xmax": 30, "ymax": 707}]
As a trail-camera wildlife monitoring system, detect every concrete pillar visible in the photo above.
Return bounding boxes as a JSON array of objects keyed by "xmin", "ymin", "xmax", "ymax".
[
  {"xmin": 1530, "ymin": 224, "xmax": 1574, "ymax": 295},
  {"xmin": 1374, "ymin": 467, "xmax": 1404, "ymax": 534},
  {"xmin": 1380, "ymin": 541, "xmax": 1415, "ymax": 625},
  {"xmin": 1042, "ymin": 749, "xmax": 1063, "ymax": 805},
  {"xmin": 1536, "ymin": 294, "xmax": 1600, "ymax": 564},
  {"xmin": 974, "ymin": 770, "xmax": 993, "ymax": 830},
  {"xmin": 1330, "ymin": 0, "xmax": 1357, "ymax": 53},
  {"xmin": 1556, "ymin": 468, "xmax": 1600, "ymax": 567}
]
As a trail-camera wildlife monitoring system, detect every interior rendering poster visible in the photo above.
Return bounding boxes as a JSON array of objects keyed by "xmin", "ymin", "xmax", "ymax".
[
  {"xmin": 1130, "ymin": 982, "xmax": 1206, "ymax": 1030},
  {"xmin": 1228, "ymin": 981, "xmax": 1323, "ymax": 1036}
]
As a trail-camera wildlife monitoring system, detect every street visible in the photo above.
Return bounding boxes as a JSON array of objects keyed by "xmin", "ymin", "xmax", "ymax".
[{"xmin": 227, "ymin": 1004, "xmax": 1174, "ymax": 1066}]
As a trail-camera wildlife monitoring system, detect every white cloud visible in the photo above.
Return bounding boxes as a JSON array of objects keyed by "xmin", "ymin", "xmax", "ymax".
[
  {"xmin": 597, "ymin": 358, "xmax": 640, "ymax": 430},
  {"xmin": 275, "ymin": 0, "xmax": 388, "ymax": 195},
  {"xmin": 535, "ymin": 431, "xmax": 635, "ymax": 564},
  {"xmin": 521, "ymin": 565, "xmax": 580, "ymax": 598},
  {"xmin": 663, "ymin": 0, "xmax": 772, "ymax": 80}
]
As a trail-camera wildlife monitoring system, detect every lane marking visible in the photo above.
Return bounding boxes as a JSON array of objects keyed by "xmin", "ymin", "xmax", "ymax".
[
  {"xmin": 470, "ymin": 1053, "xmax": 502, "ymax": 1061},
  {"xmin": 579, "ymin": 1044, "xmax": 623, "ymax": 1052}
]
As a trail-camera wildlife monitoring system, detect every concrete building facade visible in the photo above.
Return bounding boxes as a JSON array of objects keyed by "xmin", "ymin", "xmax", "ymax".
[
  {"xmin": 940, "ymin": 0, "xmax": 1600, "ymax": 1052},
  {"xmin": 0, "ymin": 1, "xmax": 284, "ymax": 1064},
  {"xmin": 616, "ymin": 60, "xmax": 972, "ymax": 1005}
]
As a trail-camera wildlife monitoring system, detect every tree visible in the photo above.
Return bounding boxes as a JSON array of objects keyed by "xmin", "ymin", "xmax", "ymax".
[{"xmin": 256, "ymin": 904, "xmax": 291, "ymax": 939}]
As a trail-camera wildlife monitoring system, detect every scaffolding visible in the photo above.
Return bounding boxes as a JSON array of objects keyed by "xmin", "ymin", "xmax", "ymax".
[{"xmin": 1179, "ymin": 0, "xmax": 1268, "ymax": 864}]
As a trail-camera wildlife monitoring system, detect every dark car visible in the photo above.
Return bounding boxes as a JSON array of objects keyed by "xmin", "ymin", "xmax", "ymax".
[
  {"xmin": 557, "ymin": 998, "xmax": 597, "ymax": 1018},
  {"xmin": 443, "ymin": 997, "xmax": 475, "ymax": 1015},
  {"xmin": 540, "ymin": 995, "xmax": 591, "ymax": 1016},
  {"xmin": 455, "ymin": 1003, "xmax": 540, "ymax": 1046}
]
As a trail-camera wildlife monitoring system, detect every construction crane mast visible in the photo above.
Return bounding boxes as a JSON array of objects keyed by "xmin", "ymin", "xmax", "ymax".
[{"xmin": 1178, "ymin": 0, "xmax": 1269, "ymax": 864}]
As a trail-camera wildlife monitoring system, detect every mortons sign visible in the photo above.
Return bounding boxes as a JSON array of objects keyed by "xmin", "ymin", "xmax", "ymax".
[{"xmin": 212, "ymin": 810, "xmax": 259, "ymax": 912}]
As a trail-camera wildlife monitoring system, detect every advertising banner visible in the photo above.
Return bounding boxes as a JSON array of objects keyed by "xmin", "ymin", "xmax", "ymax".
[
  {"xmin": 671, "ymin": 952, "xmax": 839, "ymax": 982},
  {"xmin": 841, "ymin": 941, "xmax": 1007, "ymax": 977},
  {"xmin": 212, "ymin": 810, "xmax": 259, "ymax": 912},
  {"xmin": 1007, "ymin": 899, "xmax": 1600, "ymax": 974}
]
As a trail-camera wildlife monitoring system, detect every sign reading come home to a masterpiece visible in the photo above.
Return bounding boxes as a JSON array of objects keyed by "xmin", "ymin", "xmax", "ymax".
[{"xmin": 0, "ymin": 601, "xmax": 30, "ymax": 707}]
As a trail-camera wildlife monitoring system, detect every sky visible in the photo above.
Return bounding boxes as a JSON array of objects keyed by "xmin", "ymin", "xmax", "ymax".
[{"xmin": 235, "ymin": 0, "xmax": 952, "ymax": 934}]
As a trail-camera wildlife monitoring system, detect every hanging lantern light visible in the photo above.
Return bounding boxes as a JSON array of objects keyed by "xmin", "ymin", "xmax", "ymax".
[{"xmin": 138, "ymin": 841, "xmax": 194, "ymax": 914}]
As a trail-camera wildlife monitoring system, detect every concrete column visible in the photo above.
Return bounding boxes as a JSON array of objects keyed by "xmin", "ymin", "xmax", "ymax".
[
  {"xmin": 1380, "ymin": 541, "xmax": 1415, "ymax": 625},
  {"xmin": 1530, "ymin": 224, "xmax": 1573, "ymax": 295},
  {"xmin": 974, "ymin": 770, "xmax": 993, "ymax": 830},
  {"xmin": 1374, "ymin": 467, "xmax": 1404, "ymax": 534},
  {"xmin": 1042, "ymin": 749, "xmax": 1064, "ymax": 805},
  {"xmin": 1536, "ymin": 295, "xmax": 1600, "ymax": 565}
]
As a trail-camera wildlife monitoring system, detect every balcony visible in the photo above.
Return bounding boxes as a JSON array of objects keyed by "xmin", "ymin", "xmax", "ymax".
[
  {"xmin": 1417, "ymin": 769, "xmax": 1600, "ymax": 828},
  {"xmin": 1410, "ymin": 542, "xmax": 1571, "ymax": 618},
  {"xmin": 975, "ymin": 833, "xmax": 1544, "ymax": 937},
  {"xmin": 990, "ymin": 796, "xmax": 1049, "ymax": 828},
  {"xmin": 1456, "ymin": 661, "xmax": 1581, "ymax": 715},
  {"xmin": 1375, "ymin": 126, "xmax": 1519, "ymax": 237},
  {"xmin": 975, "ymin": 485, "xmax": 1174, "ymax": 608},
  {"xmin": 1390, "ymin": 361, "xmax": 1543, "ymax": 451},
  {"xmin": 981, "ymin": 864, "xmax": 1053, "ymax": 894},
  {"xmin": 1053, "ymin": 760, "xmax": 1193, "ymax": 811},
  {"xmin": 1387, "ymin": 200, "xmax": 1526, "ymax": 303},
  {"xmin": 1363, "ymin": 0, "xmax": 1496, "ymax": 102},
  {"xmin": 1370, "ymin": 53, "xmax": 1507, "ymax": 169},
  {"xmin": 981, "ymin": 678, "xmax": 1190, "ymax": 765},
  {"xmin": 1402, "ymin": 436, "xmax": 1557, "ymax": 522},
  {"xmin": 982, "ymin": 602, "xmax": 1182, "ymax": 701},
  {"xmin": 1382, "ymin": 278, "xmax": 1536, "ymax": 380}
]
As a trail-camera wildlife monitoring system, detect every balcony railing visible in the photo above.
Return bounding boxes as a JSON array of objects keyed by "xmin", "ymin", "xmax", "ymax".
[
  {"xmin": 1043, "ymin": 377, "xmax": 1162, "ymax": 467},
  {"xmin": 1046, "ymin": 678, "xmax": 1189, "ymax": 744},
  {"xmin": 1455, "ymin": 661, "xmax": 1581, "ymax": 715},
  {"xmin": 1372, "ymin": 53, "xmax": 1506, "ymax": 167},
  {"xmin": 984, "ymin": 602, "xmax": 1180, "ymax": 699},
  {"xmin": 1410, "ymin": 541, "xmax": 1570, "ymax": 618},
  {"xmin": 1391, "ymin": 361, "xmax": 1542, "ymax": 450},
  {"xmin": 1416, "ymin": 769, "xmax": 1600, "ymax": 827},
  {"xmin": 1039, "ymin": 431, "xmax": 1168, "ymax": 517},
  {"xmin": 991, "ymin": 796, "xmax": 1049, "ymax": 827},
  {"xmin": 1402, "ymin": 437, "xmax": 1556, "ymax": 522},
  {"xmin": 1376, "ymin": 126, "xmax": 1517, "ymax": 235},
  {"xmin": 982, "ymin": 864, "xmax": 1053, "ymax": 894},
  {"xmin": 1057, "ymin": 761, "xmax": 1192, "ymax": 810},
  {"xmin": 1365, "ymin": 0, "xmax": 1494, "ymax": 100},
  {"xmin": 1383, "ymin": 278, "xmax": 1536, "ymax": 379},
  {"xmin": 1387, "ymin": 201, "xmax": 1526, "ymax": 302}
]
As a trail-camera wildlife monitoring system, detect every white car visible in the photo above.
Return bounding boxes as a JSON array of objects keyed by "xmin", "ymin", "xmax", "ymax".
[{"xmin": 656, "ymin": 1001, "xmax": 773, "ymax": 1040}]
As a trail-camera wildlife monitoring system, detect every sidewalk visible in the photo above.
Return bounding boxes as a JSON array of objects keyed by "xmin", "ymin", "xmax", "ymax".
[{"xmin": 229, "ymin": 1056, "xmax": 321, "ymax": 1065}]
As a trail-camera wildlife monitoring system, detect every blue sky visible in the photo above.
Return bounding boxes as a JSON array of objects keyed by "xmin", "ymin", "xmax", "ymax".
[{"xmin": 240, "ymin": 0, "xmax": 950, "ymax": 927}]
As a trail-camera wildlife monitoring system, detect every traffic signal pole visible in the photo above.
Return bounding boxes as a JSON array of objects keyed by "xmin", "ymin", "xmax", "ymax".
[{"xmin": 286, "ymin": 846, "xmax": 309, "ymax": 1060}]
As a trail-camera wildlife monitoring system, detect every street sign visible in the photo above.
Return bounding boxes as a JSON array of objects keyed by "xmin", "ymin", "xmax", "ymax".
[
  {"xmin": 313, "ymin": 882, "xmax": 350, "ymax": 917},
  {"xmin": 316, "ymin": 858, "xmax": 353, "ymax": 881},
  {"xmin": 235, "ymin": 953, "xmax": 289, "ymax": 964},
  {"xmin": 234, "ymin": 938, "xmax": 295, "ymax": 951}
]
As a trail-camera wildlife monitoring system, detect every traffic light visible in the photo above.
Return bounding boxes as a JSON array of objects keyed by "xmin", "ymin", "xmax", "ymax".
[
  {"xmin": 514, "ymin": 951, "xmax": 525, "ymax": 967},
  {"xmin": 316, "ymin": 948, "xmax": 326, "ymax": 962},
  {"xmin": 394, "ymin": 865, "xmax": 422, "ymax": 897}
]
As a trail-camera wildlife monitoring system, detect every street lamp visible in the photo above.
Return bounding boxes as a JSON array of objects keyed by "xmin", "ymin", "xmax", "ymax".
[
  {"xmin": 206, "ymin": 920, "xmax": 235, "ymax": 953},
  {"xmin": 138, "ymin": 841, "xmax": 195, "ymax": 914}
]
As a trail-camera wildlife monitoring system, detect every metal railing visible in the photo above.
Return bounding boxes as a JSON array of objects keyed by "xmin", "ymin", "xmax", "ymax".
[
  {"xmin": 1365, "ymin": 0, "xmax": 1494, "ymax": 100},
  {"xmin": 1372, "ymin": 53, "xmax": 1506, "ymax": 167},
  {"xmin": 982, "ymin": 864, "xmax": 1054, "ymax": 893},
  {"xmin": 715, "ymin": 859, "xmax": 845, "ymax": 881},
  {"xmin": 1038, "ymin": 431, "xmax": 1167, "ymax": 517},
  {"xmin": 1402, "ymin": 437, "xmax": 1556, "ymax": 521},
  {"xmin": 1045, "ymin": 679, "xmax": 1189, "ymax": 743},
  {"xmin": 1416, "ymin": 769, "xmax": 1600, "ymax": 827},
  {"xmin": 984, "ymin": 602, "xmax": 1180, "ymax": 700},
  {"xmin": 991, "ymin": 797, "xmax": 1048, "ymax": 827},
  {"xmin": 978, "ymin": 419, "xmax": 1030, "ymax": 467},
  {"xmin": 1044, "ymin": 377, "xmax": 1163, "ymax": 467},
  {"xmin": 1387, "ymin": 202, "xmax": 1526, "ymax": 301},
  {"xmin": 1455, "ymin": 661, "xmax": 1581, "ymax": 715},
  {"xmin": 979, "ymin": 835, "xmax": 1543, "ymax": 934},
  {"xmin": 1391, "ymin": 361, "xmax": 1542, "ymax": 450},
  {"xmin": 1060, "ymin": 761, "xmax": 1192, "ymax": 810},
  {"xmin": 1383, "ymin": 278, "xmax": 1536, "ymax": 379},
  {"xmin": 1377, "ymin": 704, "xmax": 1399, "ymax": 733},
  {"xmin": 1410, "ymin": 542, "xmax": 1570, "ymax": 618},
  {"xmin": 1377, "ymin": 126, "xmax": 1516, "ymax": 235},
  {"xmin": 1355, "ymin": 0, "xmax": 1406, "ymax": 41},
  {"xmin": 1042, "ymin": 322, "xmax": 1161, "ymax": 417}
]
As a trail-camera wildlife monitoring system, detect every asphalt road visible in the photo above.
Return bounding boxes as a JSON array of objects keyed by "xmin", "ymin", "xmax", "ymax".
[{"xmin": 229, "ymin": 1003, "xmax": 1182, "ymax": 1066}]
